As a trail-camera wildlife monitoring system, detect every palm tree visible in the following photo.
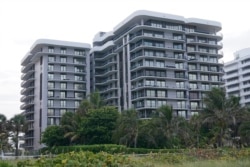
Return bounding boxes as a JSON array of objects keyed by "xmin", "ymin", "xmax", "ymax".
[
  {"xmin": 61, "ymin": 112, "xmax": 85, "ymax": 144},
  {"xmin": 77, "ymin": 91, "xmax": 104, "ymax": 116},
  {"xmin": 113, "ymin": 109, "xmax": 139, "ymax": 148},
  {"xmin": 239, "ymin": 121, "xmax": 250, "ymax": 146},
  {"xmin": 152, "ymin": 105, "xmax": 191, "ymax": 148},
  {"xmin": 201, "ymin": 87, "xmax": 247, "ymax": 147},
  {"xmin": 0, "ymin": 114, "xmax": 8, "ymax": 153},
  {"xmin": 8, "ymin": 114, "xmax": 27, "ymax": 156}
]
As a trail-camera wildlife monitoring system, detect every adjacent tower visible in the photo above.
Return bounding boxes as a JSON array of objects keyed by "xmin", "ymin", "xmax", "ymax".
[
  {"xmin": 90, "ymin": 10, "xmax": 223, "ymax": 118},
  {"xmin": 224, "ymin": 48, "xmax": 250, "ymax": 106},
  {"xmin": 20, "ymin": 39, "xmax": 90, "ymax": 150}
]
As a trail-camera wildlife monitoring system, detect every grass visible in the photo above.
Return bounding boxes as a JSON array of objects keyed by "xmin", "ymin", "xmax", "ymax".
[
  {"xmin": 138, "ymin": 159, "xmax": 250, "ymax": 167},
  {"xmin": 2, "ymin": 149, "xmax": 250, "ymax": 167}
]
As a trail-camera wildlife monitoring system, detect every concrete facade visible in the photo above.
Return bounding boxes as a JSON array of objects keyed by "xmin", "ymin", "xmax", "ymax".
[
  {"xmin": 21, "ymin": 39, "xmax": 90, "ymax": 150},
  {"xmin": 90, "ymin": 10, "xmax": 224, "ymax": 119},
  {"xmin": 21, "ymin": 10, "xmax": 224, "ymax": 150},
  {"xmin": 224, "ymin": 48, "xmax": 250, "ymax": 106}
]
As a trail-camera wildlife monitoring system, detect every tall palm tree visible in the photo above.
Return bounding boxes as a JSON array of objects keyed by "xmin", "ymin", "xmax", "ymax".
[
  {"xmin": 61, "ymin": 112, "xmax": 85, "ymax": 144},
  {"xmin": 77, "ymin": 91, "xmax": 104, "ymax": 116},
  {"xmin": 0, "ymin": 114, "xmax": 8, "ymax": 152},
  {"xmin": 152, "ymin": 105, "xmax": 191, "ymax": 148},
  {"xmin": 201, "ymin": 87, "xmax": 247, "ymax": 147},
  {"xmin": 113, "ymin": 109, "xmax": 139, "ymax": 148},
  {"xmin": 8, "ymin": 114, "xmax": 27, "ymax": 156}
]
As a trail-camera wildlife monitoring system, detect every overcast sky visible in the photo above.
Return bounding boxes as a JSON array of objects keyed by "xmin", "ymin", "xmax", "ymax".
[{"xmin": 0, "ymin": 0, "xmax": 250, "ymax": 119}]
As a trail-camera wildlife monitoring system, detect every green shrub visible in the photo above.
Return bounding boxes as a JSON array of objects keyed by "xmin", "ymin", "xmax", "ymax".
[
  {"xmin": 0, "ymin": 161, "xmax": 13, "ymax": 167},
  {"xmin": 17, "ymin": 151, "xmax": 143, "ymax": 167}
]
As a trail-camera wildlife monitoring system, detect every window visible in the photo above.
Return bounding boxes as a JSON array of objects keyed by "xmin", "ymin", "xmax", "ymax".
[
  {"xmin": 74, "ymin": 49, "xmax": 85, "ymax": 56},
  {"xmin": 173, "ymin": 43, "xmax": 183, "ymax": 50},
  {"xmin": 48, "ymin": 91, "xmax": 54, "ymax": 97},
  {"xmin": 188, "ymin": 54, "xmax": 196, "ymax": 60},
  {"xmin": 189, "ymin": 73, "xmax": 197, "ymax": 80},
  {"xmin": 175, "ymin": 72, "xmax": 185, "ymax": 78},
  {"xmin": 75, "ymin": 101, "xmax": 80, "ymax": 107},
  {"xmin": 199, "ymin": 47, "xmax": 207, "ymax": 53},
  {"xmin": 201, "ymin": 74, "xmax": 209, "ymax": 81},
  {"xmin": 145, "ymin": 80, "xmax": 154, "ymax": 86},
  {"xmin": 60, "ymin": 109, "xmax": 66, "ymax": 116},
  {"xmin": 157, "ymin": 90, "xmax": 166, "ymax": 97},
  {"xmin": 190, "ymin": 92, "xmax": 198, "ymax": 99},
  {"xmin": 145, "ymin": 50, "xmax": 154, "ymax": 56},
  {"xmin": 60, "ymin": 91, "xmax": 66, "ymax": 98},
  {"xmin": 75, "ymin": 92, "xmax": 84, "ymax": 98},
  {"xmin": 156, "ymin": 61, "xmax": 164, "ymax": 67},
  {"xmin": 210, "ymin": 66, "xmax": 218, "ymax": 72},
  {"xmin": 60, "ymin": 48, "xmax": 66, "ymax": 54},
  {"xmin": 202, "ymin": 83, "xmax": 210, "ymax": 90},
  {"xmin": 188, "ymin": 64, "xmax": 196, "ymax": 70},
  {"xmin": 61, "ymin": 74, "xmax": 66, "ymax": 80},
  {"xmin": 60, "ymin": 100, "xmax": 66, "ymax": 107},
  {"xmin": 187, "ymin": 46, "xmax": 195, "ymax": 52},
  {"xmin": 190, "ymin": 102, "xmax": 198, "ymax": 109},
  {"xmin": 146, "ymin": 90, "xmax": 155, "ymax": 97},
  {"xmin": 177, "ymin": 91, "xmax": 185, "ymax": 98},
  {"xmin": 48, "ymin": 82, "xmax": 54, "ymax": 89},
  {"xmin": 48, "ymin": 47, "xmax": 54, "ymax": 53},
  {"xmin": 48, "ymin": 55, "xmax": 55, "ymax": 62},
  {"xmin": 200, "ymin": 65, "xmax": 208, "ymax": 71},
  {"xmin": 176, "ymin": 81, "xmax": 184, "ymax": 88},
  {"xmin": 146, "ymin": 100, "xmax": 156, "ymax": 107},
  {"xmin": 178, "ymin": 111, "xmax": 186, "ymax": 118},
  {"xmin": 75, "ymin": 66, "xmax": 84, "ymax": 72},
  {"xmin": 211, "ymin": 75, "xmax": 219, "ymax": 81},
  {"xmin": 47, "ymin": 118, "xmax": 55, "ymax": 125},
  {"xmin": 60, "ymin": 57, "xmax": 67, "ymax": 63},
  {"xmin": 174, "ymin": 53, "xmax": 183, "ymax": 59},
  {"xmin": 200, "ymin": 55, "xmax": 208, "ymax": 62},
  {"xmin": 189, "ymin": 83, "xmax": 197, "ymax": 89},
  {"xmin": 48, "ymin": 64, "xmax": 54, "ymax": 71},
  {"xmin": 48, "ymin": 73, "xmax": 54, "ymax": 80},
  {"xmin": 48, "ymin": 100, "xmax": 54, "ymax": 107},
  {"xmin": 60, "ymin": 82, "xmax": 67, "ymax": 89},
  {"xmin": 210, "ymin": 57, "xmax": 217, "ymax": 63},
  {"xmin": 145, "ymin": 59, "xmax": 154, "ymax": 67},
  {"xmin": 74, "ymin": 58, "xmax": 84, "ymax": 64},
  {"xmin": 61, "ymin": 65, "xmax": 66, "ymax": 71},
  {"xmin": 177, "ymin": 101, "xmax": 186, "ymax": 108},
  {"xmin": 48, "ymin": 109, "xmax": 55, "ymax": 116},
  {"xmin": 157, "ymin": 100, "xmax": 166, "ymax": 107},
  {"xmin": 176, "ymin": 62, "xmax": 184, "ymax": 69},
  {"xmin": 74, "ymin": 83, "xmax": 84, "ymax": 90},
  {"xmin": 156, "ymin": 80, "xmax": 166, "ymax": 87},
  {"xmin": 75, "ymin": 75, "xmax": 83, "ymax": 81}
]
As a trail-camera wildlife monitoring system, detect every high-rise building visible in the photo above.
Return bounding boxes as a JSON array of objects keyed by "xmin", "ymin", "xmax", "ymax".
[
  {"xmin": 21, "ymin": 10, "xmax": 224, "ymax": 150},
  {"xmin": 224, "ymin": 48, "xmax": 250, "ymax": 106},
  {"xmin": 20, "ymin": 39, "xmax": 90, "ymax": 150},
  {"xmin": 90, "ymin": 10, "xmax": 224, "ymax": 118}
]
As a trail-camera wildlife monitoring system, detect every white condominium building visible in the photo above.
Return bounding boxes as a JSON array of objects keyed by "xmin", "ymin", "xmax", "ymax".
[
  {"xmin": 90, "ymin": 10, "xmax": 224, "ymax": 119},
  {"xmin": 21, "ymin": 39, "xmax": 90, "ymax": 150},
  {"xmin": 224, "ymin": 48, "xmax": 250, "ymax": 106}
]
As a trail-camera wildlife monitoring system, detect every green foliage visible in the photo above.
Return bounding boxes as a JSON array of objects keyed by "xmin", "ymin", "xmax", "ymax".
[
  {"xmin": 8, "ymin": 114, "xmax": 27, "ymax": 156},
  {"xmin": 41, "ymin": 125, "xmax": 69, "ymax": 147},
  {"xmin": 84, "ymin": 106, "xmax": 119, "ymax": 144},
  {"xmin": 18, "ymin": 151, "xmax": 143, "ymax": 167},
  {"xmin": 200, "ymin": 87, "xmax": 248, "ymax": 147},
  {"xmin": 113, "ymin": 109, "xmax": 139, "ymax": 148},
  {"xmin": 42, "ymin": 144, "xmax": 127, "ymax": 154},
  {"xmin": 0, "ymin": 161, "xmax": 13, "ymax": 167}
]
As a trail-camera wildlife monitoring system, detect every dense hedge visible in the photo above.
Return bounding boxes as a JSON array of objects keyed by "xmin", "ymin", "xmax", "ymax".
[{"xmin": 41, "ymin": 144, "xmax": 186, "ymax": 155}]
